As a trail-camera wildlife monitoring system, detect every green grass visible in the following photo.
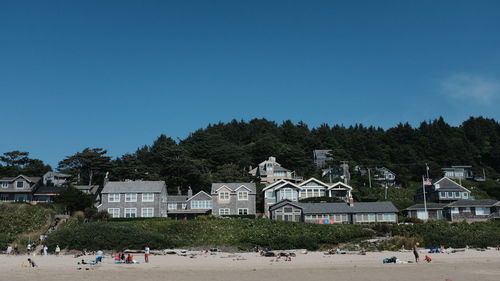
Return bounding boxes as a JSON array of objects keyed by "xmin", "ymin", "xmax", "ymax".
[
  {"xmin": 0, "ymin": 203, "xmax": 62, "ymax": 248},
  {"xmin": 46, "ymin": 217, "xmax": 374, "ymax": 251}
]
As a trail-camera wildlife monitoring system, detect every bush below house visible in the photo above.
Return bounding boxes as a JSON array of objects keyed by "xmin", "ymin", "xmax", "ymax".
[{"xmin": 46, "ymin": 217, "xmax": 374, "ymax": 251}]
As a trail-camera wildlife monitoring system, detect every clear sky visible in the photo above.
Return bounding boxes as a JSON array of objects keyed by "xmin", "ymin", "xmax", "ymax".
[{"xmin": 1, "ymin": 0, "xmax": 500, "ymax": 167}]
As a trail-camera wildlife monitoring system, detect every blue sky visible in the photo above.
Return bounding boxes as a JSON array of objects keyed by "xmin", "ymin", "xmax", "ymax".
[{"xmin": 1, "ymin": 0, "xmax": 500, "ymax": 167}]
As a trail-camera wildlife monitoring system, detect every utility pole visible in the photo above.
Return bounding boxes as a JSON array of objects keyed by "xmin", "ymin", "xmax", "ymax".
[
  {"xmin": 483, "ymin": 168, "xmax": 486, "ymax": 180},
  {"xmin": 384, "ymin": 182, "xmax": 388, "ymax": 200},
  {"xmin": 425, "ymin": 163, "xmax": 430, "ymax": 179}
]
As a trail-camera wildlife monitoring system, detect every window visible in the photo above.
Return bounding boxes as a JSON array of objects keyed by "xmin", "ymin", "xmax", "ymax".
[
  {"xmin": 238, "ymin": 208, "xmax": 249, "ymax": 215},
  {"xmin": 142, "ymin": 193, "xmax": 154, "ymax": 202},
  {"xmin": 181, "ymin": 203, "xmax": 187, "ymax": 209},
  {"xmin": 167, "ymin": 203, "xmax": 177, "ymax": 210},
  {"xmin": 454, "ymin": 192, "xmax": 460, "ymax": 198},
  {"xmin": 355, "ymin": 213, "xmax": 376, "ymax": 223},
  {"xmin": 447, "ymin": 192, "xmax": 453, "ymax": 198},
  {"xmin": 280, "ymin": 188, "xmax": 297, "ymax": 201},
  {"xmin": 265, "ymin": 191, "xmax": 275, "ymax": 199},
  {"xmin": 463, "ymin": 192, "xmax": 469, "ymax": 199},
  {"xmin": 191, "ymin": 200, "xmax": 212, "ymax": 209},
  {"xmin": 219, "ymin": 208, "xmax": 230, "ymax": 215},
  {"xmin": 16, "ymin": 181, "xmax": 24, "ymax": 189},
  {"xmin": 125, "ymin": 193, "xmax": 137, "ymax": 202},
  {"xmin": 107, "ymin": 208, "xmax": 120, "ymax": 218},
  {"xmin": 141, "ymin": 208, "xmax": 154, "ymax": 217},
  {"xmin": 108, "ymin": 193, "xmax": 120, "ymax": 202},
  {"xmin": 1, "ymin": 182, "xmax": 8, "ymax": 188},
  {"xmin": 124, "ymin": 208, "xmax": 137, "ymax": 218},
  {"xmin": 463, "ymin": 207, "xmax": 471, "ymax": 212},
  {"xmin": 14, "ymin": 194, "xmax": 27, "ymax": 202},
  {"xmin": 475, "ymin": 208, "xmax": 491, "ymax": 216},
  {"xmin": 451, "ymin": 207, "xmax": 459, "ymax": 214},
  {"xmin": 440, "ymin": 192, "xmax": 446, "ymax": 198},
  {"xmin": 237, "ymin": 191, "xmax": 249, "ymax": 200},
  {"xmin": 219, "ymin": 192, "xmax": 230, "ymax": 200}
]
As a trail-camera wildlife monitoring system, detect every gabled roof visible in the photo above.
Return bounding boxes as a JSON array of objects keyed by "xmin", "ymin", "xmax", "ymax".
[
  {"xmin": 269, "ymin": 199, "xmax": 303, "ymax": 211},
  {"xmin": 405, "ymin": 203, "xmax": 449, "ymax": 211},
  {"xmin": 446, "ymin": 199, "xmax": 498, "ymax": 207},
  {"xmin": 73, "ymin": 185, "xmax": 100, "ymax": 194},
  {"xmin": 273, "ymin": 181, "xmax": 301, "ymax": 191},
  {"xmin": 211, "ymin": 183, "xmax": 256, "ymax": 193},
  {"xmin": 262, "ymin": 179, "xmax": 289, "ymax": 191},
  {"xmin": 186, "ymin": 191, "xmax": 212, "ymax": 201},
  {"xmin": 298, "ymin": 177, "xmax": 330, "ymax": 188},
  {"xmin": 328, "ymin": 181, "xmax": 353, "ymax": 190},
  {"xmin": 101, "ymin": 181, "xmax": 166, "ymax": 193},
  {"xmin": 0, "ymin": 175, "xmax": 41, "ymax": 183},
  {"xmin": 433, "ymin": 177, "xmax": 471, "ymax": 192},
  {"xmin": 43, "ymin": 171, "xmax": 71, "ymax": 178}
]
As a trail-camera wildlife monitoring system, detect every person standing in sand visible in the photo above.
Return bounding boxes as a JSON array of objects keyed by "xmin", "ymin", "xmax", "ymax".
[
  {"xmin": 413, "ymin": 242, "xmax": 420, "ymax": 263},
  {"xmin": 55, "ymin": 245, "xmax": 61, "ymax": 256},
  {"xmin": 144, "ymin": 246, "xmax": 150, "ymax": 263}
]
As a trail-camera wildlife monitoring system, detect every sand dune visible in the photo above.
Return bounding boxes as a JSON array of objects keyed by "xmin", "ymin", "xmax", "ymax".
[{"xmin": 2, "ymin": 250, "xmax": 500, "ymax": 281}]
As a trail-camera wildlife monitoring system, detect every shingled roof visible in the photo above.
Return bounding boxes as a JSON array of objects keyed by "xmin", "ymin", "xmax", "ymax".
[{"xmin": 101, "ymin": 181, "xmax": 166, "ymax": 193}]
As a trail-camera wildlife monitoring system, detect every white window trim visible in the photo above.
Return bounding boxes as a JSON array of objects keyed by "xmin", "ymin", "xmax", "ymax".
[
  {"xmin": 1, "ymin": 182, "xmax": 8, "ymax": 188},
  {"xmin": 108, "ymin": 193, "xmax": 121, "ymax": 203},
  {"xmin": 142, "ymin": 193, "xmax": 154, "ymax": 202},
  {"xmin": 125, "ymin": 193, "xmax": 138, "ymax": 202},
  {"xmin": 238, "ymin": 208, "xmax": 249, "ymax": 215},
  {"xmin": 237, "ymin": 191, "xmax": 249, "ymax": 201},
  {"xmin": 124, "ymin": 208, "xmax": 137, "ymax": 218},
  {"xmin": 219, "ymin": 208, "xmax": 230, "ymax": 215},
  {"xmin": 218, "ymin": 191, "xmax": 230, "ymax": 201},
  {"xmin": 15, "ymin": 181, "xmax": 24, "ymax": 189},
  {"xmin": 167, "ymin": 203, "xmax": 177, "ymax": 210},
  {"xmin": 107, "ymin": 208, "xmax": 120, "ymax": 218},
  {"xmin": 141, "ymin": 208, "xmax": 154, "ymax": 217}
]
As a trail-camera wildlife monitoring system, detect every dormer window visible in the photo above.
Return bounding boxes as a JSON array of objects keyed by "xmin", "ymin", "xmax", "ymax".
[
  {"xmin": 237, "ymin": 191, "xmax": 248, "ymax": 200},
  {"xmin": 1, "ymin": 182, "xmax": 8, "ymax": 188},
  {"xmin": 219, "ymin": 191, "xmax": 230, "ymax": 200}
]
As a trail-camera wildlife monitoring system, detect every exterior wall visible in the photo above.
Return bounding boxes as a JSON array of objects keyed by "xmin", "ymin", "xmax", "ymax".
[
  {"xmin": 212, "ymin": 186, "xmax": 256, "ymax": 216},
  {"xmin": 445, "ymin": 207, "xmax": 492, "ymax": 222},
  {"xmin": 187, "ymin": 192, "xmax": 212, "ymax": 210},
  {"xmin": 0, "ymin": 177, "xmax": 37, "ymax": 202},
  {"xmin": 304, "ymin": 213, "xmax": 350, "ymax": 224},
  {"xmin": 351, "ymin": 212, "xmax": 398, "ymax": 224},
  {"xmin": 98, "ymin": 191, "xmax": 165, "ymax": 218},
  {"xmin": 406, "ymin": 209, "xmax": 444, "ymax": 220}
]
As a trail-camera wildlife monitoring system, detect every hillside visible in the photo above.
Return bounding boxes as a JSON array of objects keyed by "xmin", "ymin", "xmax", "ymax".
[{"xmin": 0, "ymin": 203, "xmax": 61, "ymax": 249}]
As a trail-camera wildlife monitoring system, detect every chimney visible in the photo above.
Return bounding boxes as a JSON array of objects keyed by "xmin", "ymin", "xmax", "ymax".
[
  {"xmin": 187, "ymin": 186, "xmax": 193, "ymax": 198},
  {"xmin": 103, "ymin": 171, "xmax": 109, "ymax": 187},
  {"xmin": 348, "ymin": 197, "xmax": 354, "ymax": 207}
]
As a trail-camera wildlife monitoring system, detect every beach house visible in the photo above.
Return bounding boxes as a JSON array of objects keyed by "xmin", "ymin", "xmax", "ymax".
[
  {"xmin": 167, "ymin": 187, "xmax": 213, "ymax": 219},
  {"xmin": 249, "ymin": 157, "xmax": 302, "ymax": 184},
  {"xmin": 211, "ymin": 183, "xmax": 256, "ymax": 216},
  {"xmin": 414, "ymin": 177, "xmax": 471, "ymax": 203},
  {"xmin": 263, "ymin": 178, "xmax": 353, "ymax": 217},
  {"xmin": 404, "ymin": 199, "xmax": 500, "ymax": 222},
  {"xmin": 0, "ymin": 175, "xmax": 42, "ymax": 202},
  {"xmin": 269, "ymin": 199, "xmax": 398, "ymax": 224},
  {"xmin": 97, "ymin": 180, "xmax": 168, "ymax": 218}
]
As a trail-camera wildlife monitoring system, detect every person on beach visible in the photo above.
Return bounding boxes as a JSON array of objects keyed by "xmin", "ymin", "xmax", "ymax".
[
  {"xmin": 43, "ymin": 245, "xmax": 48, "ymax": 256},
  {"xmin": 413, "ymin": 242, "xmax": 420, "ymax": 263},
  {"xmin": 27, "ymin": 258, "xmax": 37, "ymax": 267},
  {"xmin": 55, "ymin": 245, "xmax": 61, "ymax": 256},
  {"xmin": 144, "ymin": 246, "xmax": 150, "ymax": 263},
  {"xmin": 27, "ymin": 244, "xmax": 32, "ymax": 255}
]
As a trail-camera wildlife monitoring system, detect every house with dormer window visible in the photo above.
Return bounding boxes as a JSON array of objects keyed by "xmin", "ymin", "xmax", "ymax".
[
  {"xmin": 0, "ymin": 175, "xmax": 41, "ymax": 202},
  {"xmin": 211, "ymin": 183, "xmax": 256, "ymax": 216},
  {"xmin": 167, "ymin": 187, "xmax": 213, "ymax": 220},
  {"xmin": 414, "ymin": 177, "xmax": 471, "ymax": 203}
]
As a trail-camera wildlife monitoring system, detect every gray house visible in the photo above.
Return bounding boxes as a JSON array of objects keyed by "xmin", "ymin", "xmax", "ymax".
[
  {"xmin": 211, "ymin": 183, "xmax": 256, "ymax": 216},
  {"xmin": 414, "ymin": 177, "xmax": 471, "ymax": 203},
  {"xmin": 269, "ymin": 199, "xmax": 398, "ymax": 224},
  {"xmin": 167, "ymin": 188, "xmax": 212, "ymax": 220},
  {"xmin": 97, "ymin": 180, "xmax": 167, "ymax": 218},
  {"xmin": 405, "ymin": 200, "xmax": 499, "ymax": 222},
  {"xmin": 42, "ymin": 171, "xmax": 71, "ymax": 187},
  {"xmin": 0, "ymin": 175, "xmax": 41, "ymax": 202}
]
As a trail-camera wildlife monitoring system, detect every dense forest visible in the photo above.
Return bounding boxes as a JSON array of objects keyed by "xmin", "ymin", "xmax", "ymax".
[{"xmin": 1, "ymin": 117, "xmax": 499, "ymax": 197}]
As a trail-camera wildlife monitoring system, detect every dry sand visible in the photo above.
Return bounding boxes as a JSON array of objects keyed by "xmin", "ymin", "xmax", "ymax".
[{"xmin": 1, "ymin": 250, "xmax": 500, "ymax": 281}]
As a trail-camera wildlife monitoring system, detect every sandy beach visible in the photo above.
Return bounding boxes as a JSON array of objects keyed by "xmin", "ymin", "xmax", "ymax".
[{"xmin": 1, "ymin": 249, "xmax": 500, "ymax": 281}]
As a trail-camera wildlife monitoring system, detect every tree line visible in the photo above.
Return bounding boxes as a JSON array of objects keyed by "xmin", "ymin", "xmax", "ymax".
[{"xmin": 1, "ymin": 116, "xmax": 499, "ymax": 195}]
